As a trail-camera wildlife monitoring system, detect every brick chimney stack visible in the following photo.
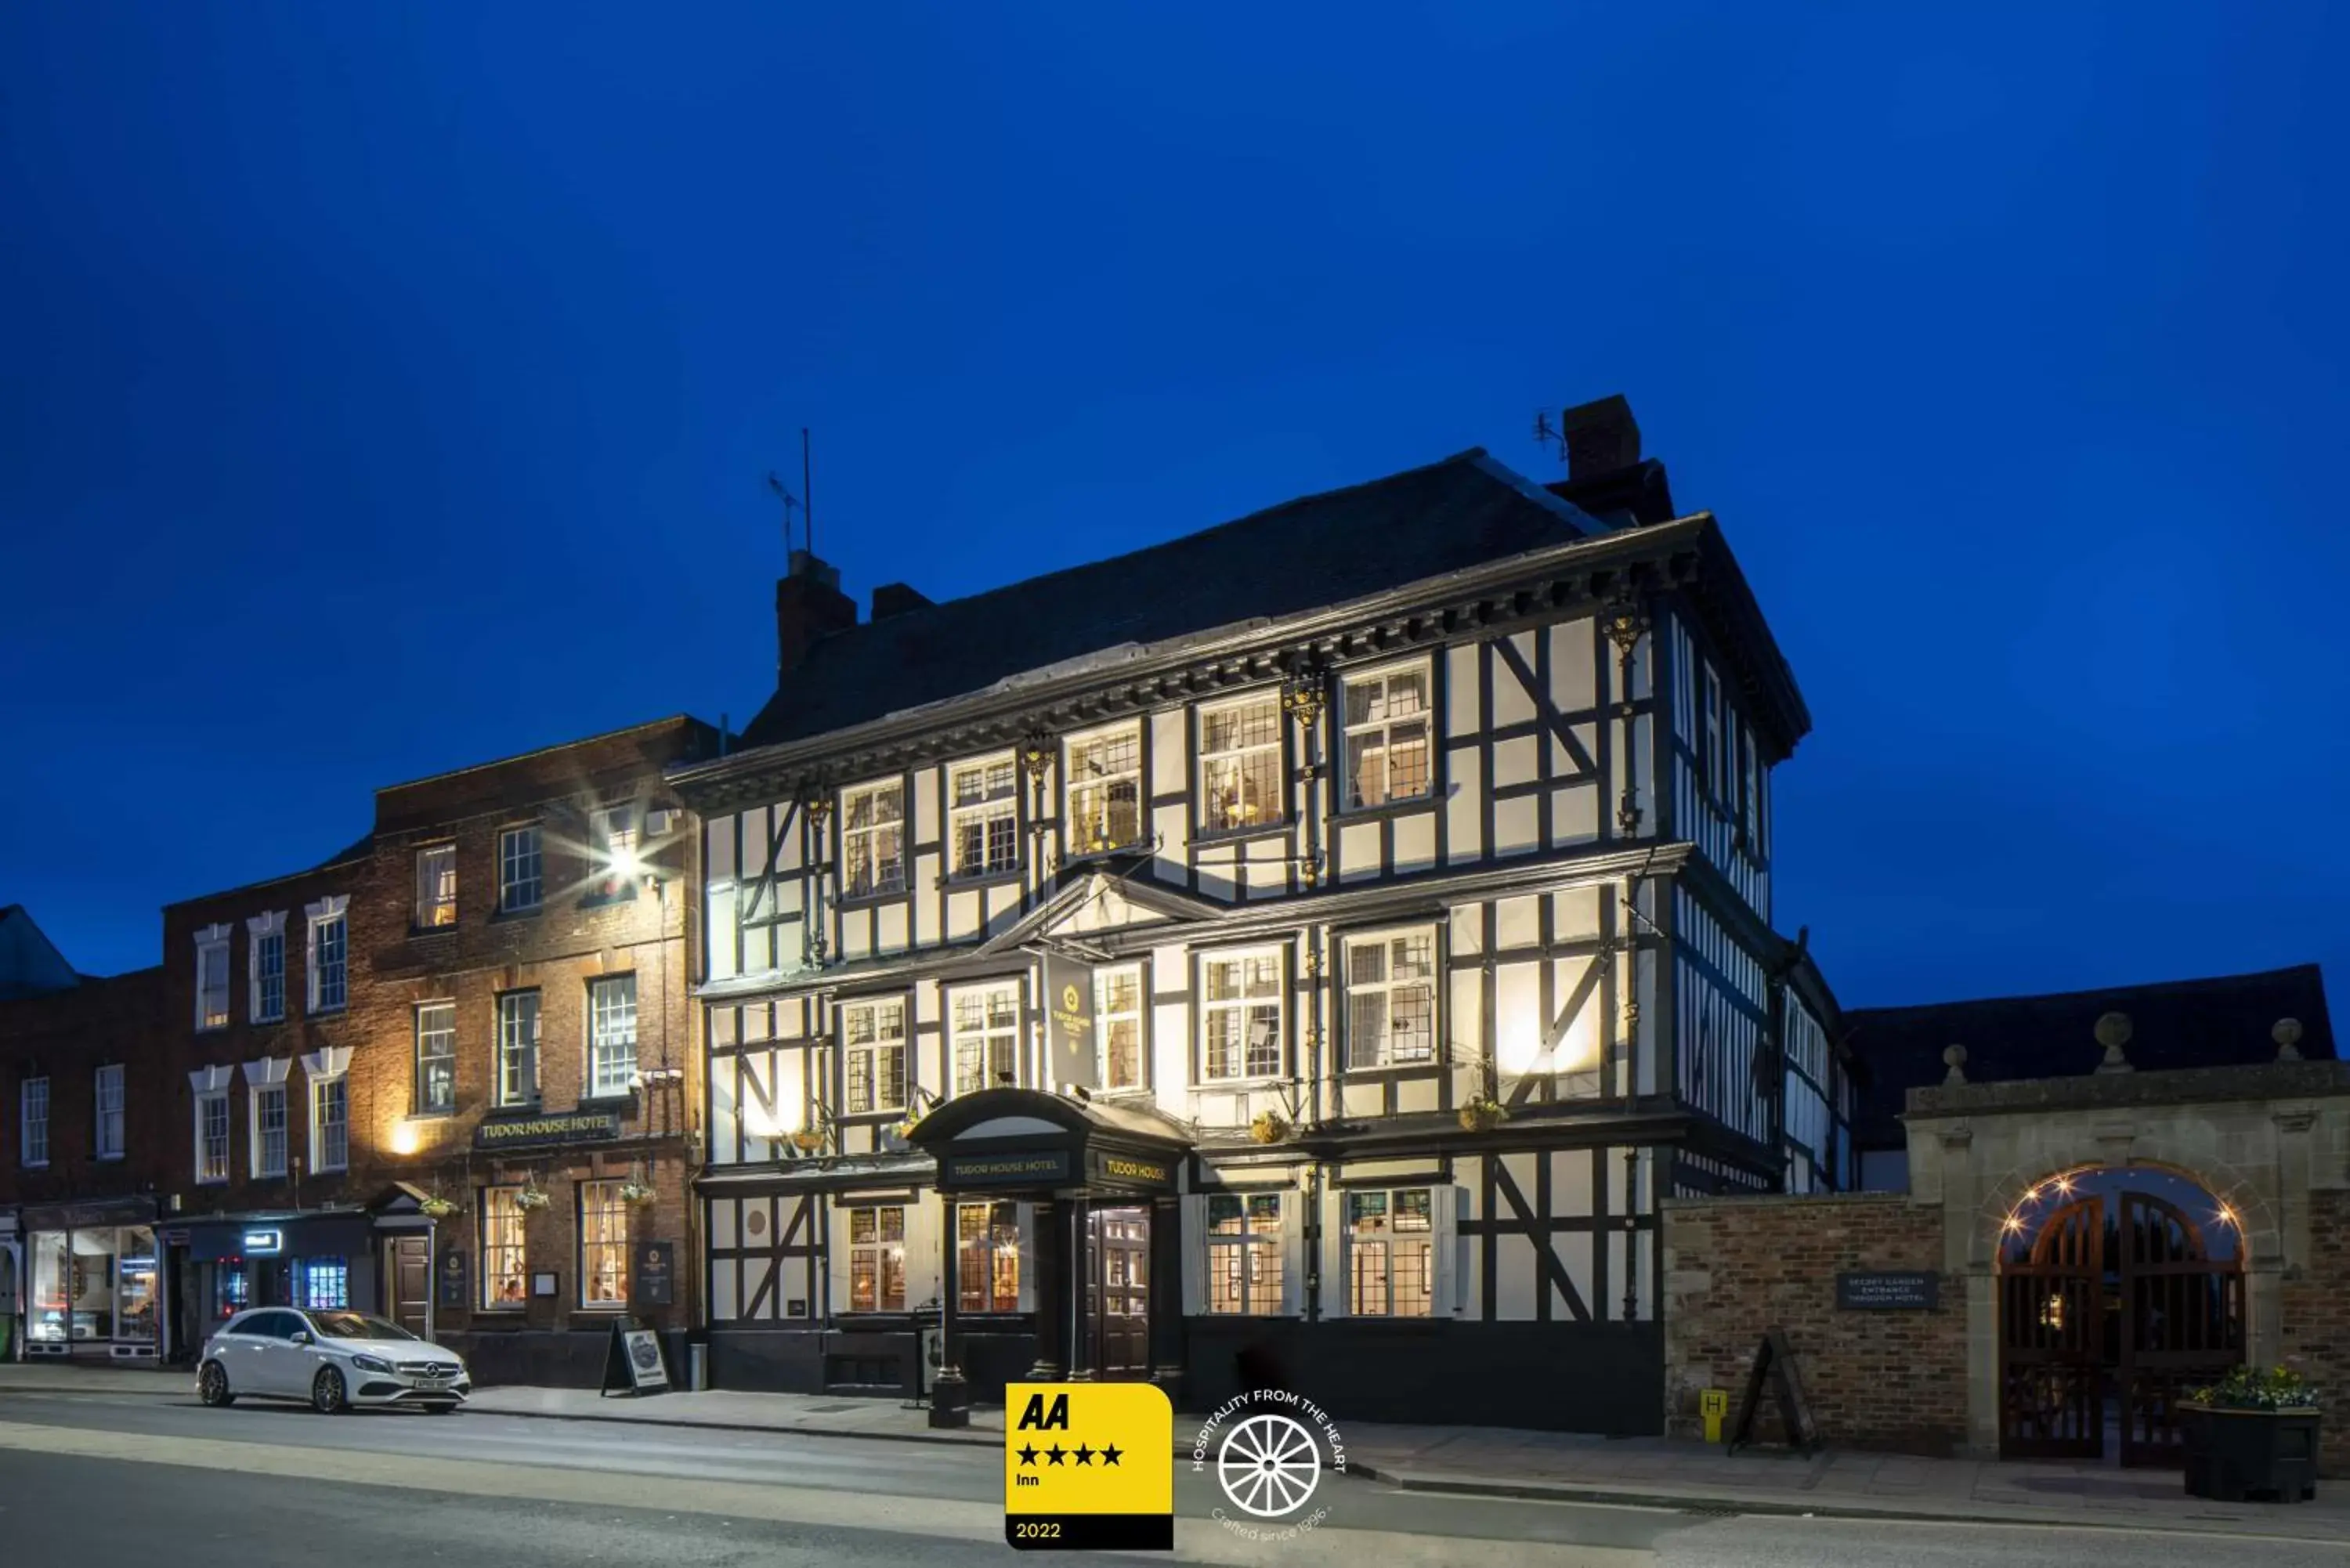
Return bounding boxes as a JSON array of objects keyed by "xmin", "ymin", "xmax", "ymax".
[
  {"xmin": 776, "ymin": 550, "xmax": 858, "ymax": 682},
  {"xmin": 1546, "ymin": 394, "xmax": 1678, "ymax": 527}
]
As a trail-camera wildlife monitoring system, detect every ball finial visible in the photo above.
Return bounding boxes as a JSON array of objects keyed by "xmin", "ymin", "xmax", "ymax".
[
  {"xmin": 1941, "ymin": 1043, "xmax": 1969, "ymax": 1086},
  {"xmin": 2275, "ymin": 1018, "xmax": 2305, "ymax": 1061},
  {"xmin": 2094, "ymin": 1012, "xmax": 2134, "ymax": 1074}
]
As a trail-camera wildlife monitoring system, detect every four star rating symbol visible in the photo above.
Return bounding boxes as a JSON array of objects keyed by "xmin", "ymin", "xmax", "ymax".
[{"xmin": 1018, "ymin": 1441, "xmax": 1123, "ymax": 1468}]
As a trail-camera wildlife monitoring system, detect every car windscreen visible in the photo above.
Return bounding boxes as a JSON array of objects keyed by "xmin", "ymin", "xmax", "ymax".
[{"xmin": 310, "ymin": 1311, "xmax": 417, "ymax": 1342}]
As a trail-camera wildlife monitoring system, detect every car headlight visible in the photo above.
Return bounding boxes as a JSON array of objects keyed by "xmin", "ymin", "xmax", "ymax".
[{"xmin": 352, "ymin": 1353, "xmax": 394, "ymax": 1374}]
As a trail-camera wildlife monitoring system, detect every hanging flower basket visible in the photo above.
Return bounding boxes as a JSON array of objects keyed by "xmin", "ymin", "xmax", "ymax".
[
  {"xmin": 617, "ymin": 1181, "xmax": 658, "ymax": 1206},
  {"xmin": 892, "ymin": 1116, "xmax": 924, "ymax": 1144},
  {"xmin": 1459, "ymin": 1097, "xmax": 1509, "ymax": 1133},
  {"xmin": 515, "ymin": 1186, "xmax": 551, "ymax": 1212},
  {"xmin": 1249, "ymin": 1111, "xmax": 1290, "ymax": 1145},
  {"xmin": 419, "ymin": 1195, "xmax": 461, "ymax": 1220},
  {"xmin": 791, "ymin": 1129, "xmax": 826, "ymax": 1154}
]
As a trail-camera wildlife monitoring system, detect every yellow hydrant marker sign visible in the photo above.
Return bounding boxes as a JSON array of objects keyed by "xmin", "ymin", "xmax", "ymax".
[
  {"xmin": 1003, "ymin": 1382, "xmax": 1174, "ymax": 1551},
  {"xmin": 1701, "ymin": 1387, "xmax": 1730, "ymax": 1444}
]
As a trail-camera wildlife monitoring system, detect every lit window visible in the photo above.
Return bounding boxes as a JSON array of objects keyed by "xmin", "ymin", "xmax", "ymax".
[
  {"xmin": 588, "ymin": 976, "xmax": 638, "ymax": 1099},
  {"xmin": 499, "ymin": 825, "xmax": 544, "ymax": 912},
  {"xmin": 1345, "ymin": 930, "xmax": 1437, "ymax": 1068},
  {"xmin": 1347, "ymin": 1188, "xmax": 1434, "ymax": 1317},
  {"xmin": 415, "ymin": 1002, "xmax": 457, "ymax": 1114},
  {"xmin": 311, "ymin": 1074, "xmax": 349, "ymax": 1173},
  {"xmin": 248, "ymin": 912, "xmax": 286, "ymax": 1023},
  {"xmin": 252, "ymin": 1082, "xmax": 287, "ymax": 1179},
  {"xmin": 301, "ymin": 1260, "xmax": 349, "ymax": 1312},
  {"xmin": 1065, "ymin": 726, "xmax": 1142, "ymax": 854},
  {"xmin": 195, "ymin": 1092, "xmax": 230, "ymax": 1183},
  {"xmin": 94, "ymin": 1064, "xmax": 125, "ymax": 1159},
  {"xmin": 1096, "ymin": 966, "xmax": 1144, "ymax": 1092},
  {"xmin": 20, "ymin": 1078, "xmax": 48, "ymax": 1168},
  {"xmin": 1198, "ymin": 695, "xmax": 1285, "ymax": 832},
  {"xmin": 949, "ymin": 756, "xmax": 1020, "ymax": 880},
  {"xmin": 841, "ymin": 997, "xmax": 909, "ymax": 1115},
  {"xmin": 497, "ymin": 991, "xmax": 540, "ymax": 1106},
  {"xmin": 195, "ymin": 925, "xmax": 232, "ymax": 1030},
  {"xmin": 580, "ymin": 1180, "xmax": 631, "ymax": 1308},
  {"xmin": 956, "ymin": 1201, "xmax": 1020, "ymax": 1313},
  {"xmin": 951, "ymin": 982, "xmax": 1021, "ymax": 1095},
  {"xmin": 306, "ymin": 898, "xmax": 348, "ymax": 1013},
  {"xmin": 416, "ymin": 844, "xmax": 457, "ymax": 927},
  {"xmin": 1207, "ymin": 1192, "xmax": 1284, "ymax": 1315},
  {"xmin": 590, "ymin": 805, "xmax": 639, "ymax": 899},
  {"xmin": 1342, "ymin": 666, "xmax": 1432, "ymax": 808},
  {"xmin": 481, "ymin": 1187, "xmax": 526, "ymax": 1309},
  {"xmin": 1202, "ymin": 949, "xmax": 1283, "ymax": 1081},
  {"xmin": 841, "ymin": 781, "xmax": 906, "ymax": 898},
  {"xmin": 848, "ymin": 1205, "xmax": 907, "ymax": 1313}
]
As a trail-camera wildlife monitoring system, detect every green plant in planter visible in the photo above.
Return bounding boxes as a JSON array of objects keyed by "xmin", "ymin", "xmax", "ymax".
[
  {"xmin": 617, "ymin": 1181, "xmax": 658, "ymax": 1206},
  {"xmin": 2187, "ymin": 1365, "xmax": 2319, "ymax": 1411},
  {"xmin": 1458, "ymin": 1097, "xmax": 1509, "ymax": 1133},
  {"xmin": 515, "ymin": 1185, "xmax": 551, "ymax": 1212},
  {"xmin": 418, "ymin": 1195, "xmax": 461, "ymax": 1219},
  {"xmin": 1249, "ymin": 1111, "xmax": 1290, "ymax": 1145}
]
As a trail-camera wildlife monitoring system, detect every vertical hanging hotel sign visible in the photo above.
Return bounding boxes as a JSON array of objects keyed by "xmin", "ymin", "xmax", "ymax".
[{"xmin": 1043, "ymin": 949, "xmax": 1097, "ymax": 1092}]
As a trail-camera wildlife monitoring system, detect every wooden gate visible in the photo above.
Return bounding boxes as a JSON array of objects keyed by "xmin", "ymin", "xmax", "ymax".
[{"xmin": 1998, "ymin": 1187, "xmax": 2243, "ymax": 1463}]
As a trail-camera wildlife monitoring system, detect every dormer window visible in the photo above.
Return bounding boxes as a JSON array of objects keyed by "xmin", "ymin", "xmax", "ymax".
[
  {"xmin": 840, "ymin": 780, "xmax": 906, "ymax": 898},
  {"xmin": 1065, "ymin": 725, "xmax": 1142, "ymax": 855},
  {"xmin": 1198, "ymin": 695, "xmax": 1284, "ymax": 833}
]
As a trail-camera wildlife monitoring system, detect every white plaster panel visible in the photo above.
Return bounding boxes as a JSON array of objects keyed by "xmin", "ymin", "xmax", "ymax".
[
  {"xmin": 1551, "ymin": 886, "xmax": 1602, "ymax": 941},
  {"xmin": 1152, "ymin": 711, "xmax": 1187, "ymax": 797},
  {"xmin": 912, "ymin": 767, "xmax": 940, "ymax": 843},
  {"xmin": 1450, "ymin": 904, "xmax": 1484, "ymax": 956},
  {"xmin": 1549, "ymin": 619, "xmax": 1595, "ymax": 710},
  {"xmin": 1495, "ymin": 896, "xmax": 1541, "ymax": 951},
  {"xmin": 1493, "ymin": 797, "xmax": 1538, "ymax": 857},
  {"xmin": 1447, "ymin": 750, "xmax": 1482, "ymax": 863},
  {"xmin": 1553, "ymin": 786, "xmax": 1600, "ymax": 847},
  {"xmin": 707, "ymin": 815, "xmax": 737, "ymax": 882},
  {"xmin": 1446, "ymin": 643, "xmax": 1481, "ymax": 736},
  {"xmin": 1396, "ymin": 1076, "xmax": 1438, "ymax": 1115},
  {"xmin": 877, "ymin": 901, "xmax": 909, "ymax": 955},
  {"xmin": 1393, "ymin": 811, "xmax": 1435, "ymax": 873},
  {"xmin": 1492, "ymin": 735, "xmax": 1538, "ymax": 789},
  {"xmin": 1340, "ymin": 822, "xmax": 1379, "ymax": 882}
]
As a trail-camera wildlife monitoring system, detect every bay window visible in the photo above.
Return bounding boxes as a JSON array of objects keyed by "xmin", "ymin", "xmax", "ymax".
[
  {"xmin": 1201, "ymin": 948, "xmax": 1284, "ymax": 1081},
  {"xmin": 951, "ymin": 981, "xmax": 1021, "ymax": 1095},
  {"xmin": 1341, "ymin": 664, "xmax": 1432, "ymax": 808},
  {"xmin": 1198, "ymin": 695, "xmax": 1284, "ymax": 832}
]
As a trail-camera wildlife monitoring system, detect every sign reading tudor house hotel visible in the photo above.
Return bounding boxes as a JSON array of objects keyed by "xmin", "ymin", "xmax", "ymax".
[{"xmin": 473, "ymin": 1111, "xmax": 623, "ymax": 1152}]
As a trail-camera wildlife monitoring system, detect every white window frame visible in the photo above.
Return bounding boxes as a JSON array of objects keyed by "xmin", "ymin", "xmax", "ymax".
[
  {"xmin": 244, "ymin": 1057, "xmax": 291, "ymax": 1180},
  {"xmin": 497, "ymin": 989, "xmax": 540, "ymax": 1107},
  {"xmin": 841, "ymin": 995, "xmax": 909, "ymax": 1115},
  {"xmin": 416, "ymin": 843, "xmax": 457, "ymax": 928},
  {"xmin": 949, "ymin": 980, "xmax": 1023, "ymax": 1096},
  {"xmin": 480, "ymin": 1186, "xmax": 526, "ymax": 1310},
  {"xmin": 839, "ymin": 779, "xmax": 906, "ymax": 898},
  {"xmin": 1065, "ymin": 723, "xmax": 1143, "ymax": 856},
  {"xmin": 1196, "ymin": 692, "xmax": 1286, "ymax": 834},
  {"xmin": 94, "ymin": 1064, "xmax": 125, "ymax": 1161},
  {"xmin": 302, "ymin": 1047, "xmax": 352, "ymax": 1174},
  {"xmin": 579, "ymin": 1179, "xmax": 630, "ymax": 1310},
  {"xmin": 947, "ymin": 754, "xmax": 1020, "ymax": 880},
  {"xmin": 1340, "ymin": 662, "xmax": 1434, "ymax": 810},
  {"xmin": 1094, "ymin": 964, "xmax": 1146, "ymax": 1093},
  {"xmin": 498, "ymin": 824, "xmax": 544, "ymax": 912},
  {"xmin": 1343, "ymin": 1186, "xmax": 1438, "ymax": 1318},
  {"xmin": 194, "ymin": 923, "xmax": 233, "ymax": 1031},
  {"xmin": 1199, "ymin": 946, "xmax": 1285, "ymax": 1082},
  {"xmin": 194, "ymin": 1091, "xmax": 230, "ymax": 1184},
  {"xmin": 305, "ymin": 895, "xmax": 349, "ymax": 1014},
  {"xmin": 20, "ymin": 1077, "xmax": 47, "ymax": 1168},
  {"xmin": 846, "ymin": 1204, "xmax": 908, "ymax": 1313},
  {"xmin": 588, "ymin": 974, "xmax": 639, "ymax": 1099},
  {"xmin": 415, "ymin": 1001, "xmax": 457, "ymax": 1114},
  {"xmin": 248, "ymin": 910, "xmax": 287, "ymax": 1023},
  {"xmin": 1342, "ymin": 927, "xmax": 1439, "ymax": 1069},
  {"xmin": 1204, "ymin": 1190, "xmax": 1286, "ymax": 1316}
]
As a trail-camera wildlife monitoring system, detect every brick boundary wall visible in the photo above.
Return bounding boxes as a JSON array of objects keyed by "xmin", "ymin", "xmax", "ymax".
[
  {"xmin": 2280, "ymin": 1188, "xmax": 2350, "ymax": 1478},
  {"xmin": 1664, "ymin": 1191, "xmax": 1967, "ymax": 1454}
]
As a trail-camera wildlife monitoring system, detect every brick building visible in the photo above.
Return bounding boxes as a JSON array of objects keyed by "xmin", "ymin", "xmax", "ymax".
[
  {"xmin": 0, "ymin": 906, "xmax": 173, "ymax": 1361},
  {"xmin": 151, "ymin": 717, "xmax": 718, "ymax": 1386}
]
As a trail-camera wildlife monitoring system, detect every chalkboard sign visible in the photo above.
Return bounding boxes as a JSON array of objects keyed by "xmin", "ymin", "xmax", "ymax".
[
  {"xmin": 1838, "ymin": 1270, "xmax": 1939, "ymax": 1311},
  {"xmin": 1727, "ymin": 1329, "xmax": 1820, "ymax": 1457}
]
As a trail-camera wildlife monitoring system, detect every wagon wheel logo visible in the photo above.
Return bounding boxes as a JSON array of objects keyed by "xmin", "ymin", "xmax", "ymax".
[
  {"xmin": 631, "ymin": 1338, "xmax": 660, "ymax": 1371},
  {"xmin": 1215, "ymin": 1412, "xmax": 1322, "ymax": 1518}
]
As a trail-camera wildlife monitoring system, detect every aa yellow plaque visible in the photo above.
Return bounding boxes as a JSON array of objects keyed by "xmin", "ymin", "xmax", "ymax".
[{"xmin": 1003, "ymin": 1381, "xmax": 1174, "ymax": 1551}]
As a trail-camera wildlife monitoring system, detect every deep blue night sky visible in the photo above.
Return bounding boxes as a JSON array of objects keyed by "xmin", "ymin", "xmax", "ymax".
[{"xmin": 4, "ymin": 5, "xmax": 2343, "ymax": 1011}]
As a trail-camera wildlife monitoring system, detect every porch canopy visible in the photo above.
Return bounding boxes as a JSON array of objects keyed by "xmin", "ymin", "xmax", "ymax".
[{"xmin": 904, "ymin": 1086, "xmax": 1191, "ymax": 1198}]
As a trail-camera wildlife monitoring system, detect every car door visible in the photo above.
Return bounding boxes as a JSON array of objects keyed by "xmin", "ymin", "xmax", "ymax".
[
  {"xmin": 211, "ymin": 1311, "xmax": 269, "ymax": 1391},
  {"xmin": 243, "ymin": 1310, "xmax": 301, "ymax": 1396}
]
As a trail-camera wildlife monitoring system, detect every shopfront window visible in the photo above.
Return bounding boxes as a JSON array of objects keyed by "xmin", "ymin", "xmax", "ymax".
[
  {"xmin": 580, "ymin": 1180, "xmax": 629, "ymax": 1308},
  {"xmin": 213, "ymin": 1264, "xmax": 249, "ymax": 1322},
  {"xmin": 117, "ymin": 1229, "xmax": 157, "ymax": 1342},
  {"xmin": 67, "ymin": 1230, "xmax": 120, "ymax": 1341},
  {"xmin": 956, "ymin": 1201, "xmax": 1020, "ymax": 1314},
  {"xmin": 28, "ymin": 1233, "xmax": 67, "ymax": 1344},
  {"xmin": 1345, "ymin": 1187, "xmax": 1434, "ymax": 1317},
  {"xmin": 1206, "ymin": 1193, "xmax": 1285, "ymax": 1315},
  {"xmin": 298, "ymin": 1258, "xmax": 349, "ymax": 1311},
  {"xmin": 847, "ymin": 1206, "xmax": 906, "ymax": 1313}
]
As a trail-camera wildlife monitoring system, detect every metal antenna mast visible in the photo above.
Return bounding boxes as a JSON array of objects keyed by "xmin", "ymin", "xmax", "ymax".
[
  {"xmin": 802, "ymin": 428, "xmax": 812, "ymax": 558},
  {"xmin": 766, "ymin": 471, "xmax": 801, "ymax": 558}
]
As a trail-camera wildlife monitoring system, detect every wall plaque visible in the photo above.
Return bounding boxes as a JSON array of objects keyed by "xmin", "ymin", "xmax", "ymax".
[
  {"xmin": 633, "ymin": 1241, "xmax": 675, "ymax": 1309},
  {"xmin": 1836, "ymin": 1270, "xmax": 1940, "ymax": 1311},
  {"xmin": 437, "ymin": 1250, "xmax": 468, "ymax": 1309}
]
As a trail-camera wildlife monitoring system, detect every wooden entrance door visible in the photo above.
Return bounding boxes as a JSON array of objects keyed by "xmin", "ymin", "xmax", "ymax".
[
  {"xmin": 386, "ymin": 1236, "xmax": 432, "ymax": 1339},
  {"xmin": 2117, "ymin": 1191, "xmax": 2243, "ymax": 1468},
  {"xmin": 1089, "ymin": 1207, "xmax": 1149, "ymax": 1378},
  {"xmin": 1999, "ymin": 1195, "xmax": 2106, "ymax": 1458}
]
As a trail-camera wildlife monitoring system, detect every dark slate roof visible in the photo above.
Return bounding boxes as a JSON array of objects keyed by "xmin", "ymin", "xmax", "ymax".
[
  {"xmin": 740, "ymin": 450, "xmax": 1595, "ymax": 750},
  {"xmin": 1845, "ymin": 964, "xmax": 2334, "ymax": 1151}
]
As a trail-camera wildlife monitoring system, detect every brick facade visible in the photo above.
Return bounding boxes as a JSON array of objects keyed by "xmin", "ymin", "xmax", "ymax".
[
  {"xmin": 1664, "ymin": 1191, "xmax": 1967, "ymax": 1454},
  {"xmin": 0, "ymin": 966, "xmax": 172, "ymax": 1207},
  {"xmin": 2280, "ymin": 1187, "xmax": 2350, "ymax": 1476}
]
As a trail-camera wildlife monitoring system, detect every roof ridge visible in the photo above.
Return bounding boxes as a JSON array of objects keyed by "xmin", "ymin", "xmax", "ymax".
[{"xmin": 1847, "ymin": 962, "xmax": 2326, "ymax": 1017}]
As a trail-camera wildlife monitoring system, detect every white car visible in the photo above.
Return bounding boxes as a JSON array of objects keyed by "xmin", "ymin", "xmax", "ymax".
[{"xmin": 197, "ymin": 1307, "xmax": 471, "ymax": 1414}]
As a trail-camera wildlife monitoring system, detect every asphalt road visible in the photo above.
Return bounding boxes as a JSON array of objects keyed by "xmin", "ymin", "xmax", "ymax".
[{"xmin": 0, "ymin": 1389, "xmax": 2341, "ymax": 1567}]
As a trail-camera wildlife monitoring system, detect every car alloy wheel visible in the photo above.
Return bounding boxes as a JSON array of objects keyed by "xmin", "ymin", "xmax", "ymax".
[
  {"xmin": 198, "ymin": 1361, "xmax": 235, "ymax": 1407},
  {"xmin": 311, "ymin": 1366, "xmax": 348, "ymax": 1415}
]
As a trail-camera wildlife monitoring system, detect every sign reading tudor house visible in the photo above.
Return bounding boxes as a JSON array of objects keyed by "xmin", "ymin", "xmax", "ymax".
[
  {"xmin": 1836, "ymin": 1271, "xmax": 1940, "ymax": 1311},
  {"xmin": 473, "ymin": 1111, "xmax": 623, "ymax": 1152}
]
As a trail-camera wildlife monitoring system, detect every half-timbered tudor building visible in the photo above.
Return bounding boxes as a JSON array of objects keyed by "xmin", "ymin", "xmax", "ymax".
[{"xmin": 671, "ymin": 396, "xmax": 1858, "ymax": 1433}]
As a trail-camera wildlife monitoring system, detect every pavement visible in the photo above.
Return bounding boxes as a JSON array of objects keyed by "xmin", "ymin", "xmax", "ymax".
[{"xmin": 5, "ymin": 1360, "xmax": 2348, "ymax": 1549}]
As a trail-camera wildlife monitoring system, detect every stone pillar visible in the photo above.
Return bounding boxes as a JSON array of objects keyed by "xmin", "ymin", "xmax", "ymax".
[
  {"xmin": 930, "ymin": 1199, "xmax": 969, "ymax": 1428},
  {"xmin": 1025, "ymin": 1198, "xmax": 1065, "ymax": 1381},
  {"xmin": 1066, "ymin": 1196, "xmax": 1094, "ymax": 1381},
  {"xmin": 1149, "ymin": 1194, "xmax": 1185, "ymax": 1398}
]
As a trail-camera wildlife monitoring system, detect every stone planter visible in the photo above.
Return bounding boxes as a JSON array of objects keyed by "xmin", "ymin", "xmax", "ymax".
[{"xmin": 2180, "ymin": 1406, "xmax": 2320, "ymax": 1503}]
